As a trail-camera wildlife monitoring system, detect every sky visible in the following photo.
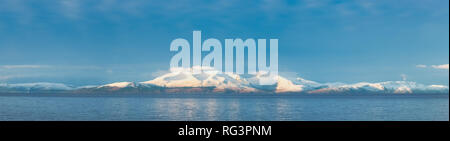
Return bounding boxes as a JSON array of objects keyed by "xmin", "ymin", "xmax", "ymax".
[{"xmin": 0, "ymin": 0, "xmax": 448, "ymax": 86}]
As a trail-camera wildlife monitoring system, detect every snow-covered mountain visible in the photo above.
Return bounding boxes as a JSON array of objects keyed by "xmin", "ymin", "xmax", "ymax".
[
  {"xmin": 87, "ymin": 68, "xmax": 303, "ymax": 93},
  {"xmin": 140, "ymin": 70, "xmax": 258, "ymax": 93},
  {"xmin": 78, "ymin": 68, "xmax": 448, "ymax": 94},
  {"xmin": 0, "ymin": 82, "xmax": 73, "ymax": 90},
  {"xmin": 139, "ymin": 69, "xmax": 303, "ymax": 93},
  {"xmin": 308, "ymin": 81, "xmax": 449, "ymax": 94},
  {"xmin": 1, "ymin": 68, "xmax": 448, "ymax": 94},
  {"xmin": 0, "ymin": 82, "xmax": 74, "ymax": 93}
]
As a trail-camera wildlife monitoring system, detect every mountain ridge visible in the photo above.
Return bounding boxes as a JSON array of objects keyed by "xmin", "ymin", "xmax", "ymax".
[{"xmin": 1, "ymin": 69, "xmax": 448, "ymax": 94}]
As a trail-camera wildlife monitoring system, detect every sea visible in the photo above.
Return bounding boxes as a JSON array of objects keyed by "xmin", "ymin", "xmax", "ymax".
[{"xmin": 0, "ymin": 93, "xmax": 448, "ymax": 121}]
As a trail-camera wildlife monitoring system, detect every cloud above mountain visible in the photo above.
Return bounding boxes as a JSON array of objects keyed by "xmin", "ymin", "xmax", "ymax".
[
  {"xmin": 0, "ymin": 65, "xmax": 50, "ymax": 69},
  {"xmin": 416, "ymin": 64, "xmax": 427, "ymax": 68},
  {"xmin": 416, "ymin": 64, "xmax": 449, "ymax": 70},
  {"xmin": 431, "ymin": 64, "xmax": 449, "ymax": 70}
]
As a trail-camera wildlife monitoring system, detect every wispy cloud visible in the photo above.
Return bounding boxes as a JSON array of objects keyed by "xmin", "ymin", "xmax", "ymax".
[
  {"xmin": 431, "ymin": 64, "xmax": 449, "ymax": 70},
  {"xmin": 400, "ymin": 74, "xmax": 407, "ymax": 81},
  {"xmin": 60, "ymin": 0, "xmax": 81, "ymax": 19},
  {"xmin": 416, "ymin": 64, "xmax": 427, "ymax": 68},
  {"xmin": 0, "ymin": 65, "xmax": 52, "ymax": 81},
  {"xmin": 0, "ymin": 65, "xmax": 51, "ymax": 69},
  {"xmin": 0, "ymin": 74, "xmax": 40, "ymax": 80},
  {"xmin": 0, "ymin": 65, "xmax": 103, "ymax": 80},
  {"xmin": 0, "ymin": 75, "xmax": 17, "ymax": 80},
  {"xmin": 416, "ymin": 64, "xmax": 449, "ymax": 70}
]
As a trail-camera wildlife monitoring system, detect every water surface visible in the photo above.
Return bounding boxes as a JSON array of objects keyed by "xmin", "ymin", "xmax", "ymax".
[{"xmin": 0, "ymin": 94, "xmax": 448, "ymax": 121}]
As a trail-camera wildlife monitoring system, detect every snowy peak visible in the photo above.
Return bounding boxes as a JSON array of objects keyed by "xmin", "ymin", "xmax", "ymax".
[
  {"xmin": 138, "ymin": 67, "xmax": 308, "ymax": 93},
  {"xmin": 275, "ymin": 76, "xmax": 303, "ymax": 93},
  {"xmin": 141, "ymin": 71, "xmax": 202, "ymax": 87},
  {"xmin": 140, "ymin": 70, "xmax": 260, "ymax": 93},
  {"xmin": 99, "ymin": 82, "xmax": 135, "ymax": 88}
]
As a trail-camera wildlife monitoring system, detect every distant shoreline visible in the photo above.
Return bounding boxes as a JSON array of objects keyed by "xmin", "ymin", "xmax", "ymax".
[{"xmin": 0, "ymin": 92, "xmax": 448, "ymax": 99}]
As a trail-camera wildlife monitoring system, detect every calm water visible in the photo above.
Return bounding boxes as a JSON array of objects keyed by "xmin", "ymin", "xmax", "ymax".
[{"xmin": 0, "ymin": 94, "xmax": 448, "ymax": 121}]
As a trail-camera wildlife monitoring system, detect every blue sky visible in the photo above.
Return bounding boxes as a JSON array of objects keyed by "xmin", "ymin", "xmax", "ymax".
[{"xmin": 0, "ymin": 0, "xmax": 448, "ymax": 86}]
